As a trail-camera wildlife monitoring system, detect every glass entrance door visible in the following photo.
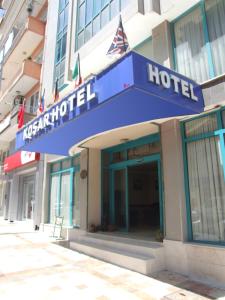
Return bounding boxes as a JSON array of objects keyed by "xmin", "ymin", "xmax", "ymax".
[
  {"xmin": 109, "ymin": 156, "xmax": 163, "ymax": 235},
  {"xmin": 60, "ymin": 171, "xmax": 70, "ymax": 226},
  {"xmin": 112, "ymin": 168, "xmax": 129, "ymax": 231},
  {"xmin": 22, "ymin": 178, "xmax": 35, "ymax": 220}
]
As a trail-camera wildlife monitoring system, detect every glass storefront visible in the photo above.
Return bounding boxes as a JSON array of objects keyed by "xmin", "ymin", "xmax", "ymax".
[
  {"xmin": 182, "ymin": 110, "xmax": 225, "ymax": 243},
  {"xmin": 49, "ymin": 155, "xmax": 80, "ymax": 227}
]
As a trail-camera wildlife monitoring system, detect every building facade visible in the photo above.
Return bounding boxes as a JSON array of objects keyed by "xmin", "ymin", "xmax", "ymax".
[
  {"xmin": 0, "ymin": 0, "xmax": 47, "ymax": 227},
  {"xmin": 1, "ymin": 0, "xmax": 225, "ymax": 287}
]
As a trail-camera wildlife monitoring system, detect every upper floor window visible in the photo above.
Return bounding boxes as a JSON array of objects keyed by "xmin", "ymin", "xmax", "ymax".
[
  {"xmin": 26, "ymin": 91, "xmax": 39, "ymax": 114},
  {"xmin": 54, "ymin": 0, "xmax": 69, "ymax": 89},
  {"xmin": 173, "ymin": 0, "xmax": 225, "ymax": 83},
  {"xmin": 76, "ymin": 0, "xmax": 129, "ymax": 50},
  {"xmin": 205, "ymin": 0, "xmax": 225, "ymax": 77}
]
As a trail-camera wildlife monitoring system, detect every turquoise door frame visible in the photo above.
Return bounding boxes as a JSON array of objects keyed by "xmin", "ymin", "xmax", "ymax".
[
  {"xmin": 110, "ymin": 166, "xmax": 129, "ymax": 232},
  {"xmin": 109, "ymin": 153, "xmax": 163, "ymax": 233},
  {"xmin": 49, "ymin": 165, "xmax": 80, "ymax": 227}
]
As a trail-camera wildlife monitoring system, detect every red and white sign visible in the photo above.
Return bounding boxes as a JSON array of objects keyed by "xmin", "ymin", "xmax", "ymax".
[{"xmin": 4, "ymin": 151, "xmax": 40, "ymax": 172}]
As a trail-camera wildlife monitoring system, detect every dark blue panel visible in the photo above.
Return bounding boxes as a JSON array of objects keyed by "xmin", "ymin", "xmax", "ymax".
[
  {"xmin": 17, "ymin": 88, "xmax": 202, "ymax": 155},
  {"xmin": 132, "ymin": 53, "xmax": 203, "ymax": 113},
  {"xmin": 16, "ymin": 52, "xmax": 204, "ymax": 155}
]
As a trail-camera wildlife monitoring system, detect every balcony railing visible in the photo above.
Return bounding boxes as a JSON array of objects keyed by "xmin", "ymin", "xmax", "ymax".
[{"xmin": 0, "ymin": 103, "xmax": 37, "ymax": 136}]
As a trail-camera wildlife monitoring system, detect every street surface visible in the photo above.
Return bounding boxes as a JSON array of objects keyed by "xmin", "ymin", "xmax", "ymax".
[{"xmin": 0, "ymin": 219, "xmax": 224, "ymax": 300}]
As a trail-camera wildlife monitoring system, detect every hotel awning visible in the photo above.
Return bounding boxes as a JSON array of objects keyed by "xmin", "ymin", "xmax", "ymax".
[{"xmin": 16, "ymin": 52, "xmax": 204, "ymax": 156}]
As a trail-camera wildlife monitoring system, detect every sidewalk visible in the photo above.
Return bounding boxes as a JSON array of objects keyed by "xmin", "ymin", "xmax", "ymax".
[{"xmin": 0, "ymin": 219, "xmax": 224, "ymax": 300}]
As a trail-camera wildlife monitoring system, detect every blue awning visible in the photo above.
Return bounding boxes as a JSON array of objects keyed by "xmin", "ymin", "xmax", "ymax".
[{"xmin": 16, "ymin": 52, "xmax": 204, "ymax": 156}]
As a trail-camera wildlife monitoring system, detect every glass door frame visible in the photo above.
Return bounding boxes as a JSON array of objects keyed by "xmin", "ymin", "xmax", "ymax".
[
  {"xmin": 109, "ymin": 153, "xmax": 163, "ymax": 233},
  {"xmin": 110, "ymin": 166, "xmax": 129, "ymax": 232},
  {"xmin": 49, "ymin": 165, "xmax": 80, "ymax": 227},
  {"xmin": 22, "ymin": 175, "xmax": 35, "ymax": 220}
]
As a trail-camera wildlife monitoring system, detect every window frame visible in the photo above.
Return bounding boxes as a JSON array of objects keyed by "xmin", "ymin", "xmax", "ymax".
[
  {"xmin": 75, "ymin": 0, "xmax": 127, "ymax": 51},
  {"xmin": 181, "ymin": 107, "xmax": 225, "ymax": 245},
  {"xmin": 48, "ymin": 154, "xmax": 80, "ymax": 228},
  {"xmin": 53, "ymin": 0, "xmax": 69, "ymax": 90},
  {"xmin": 171, "ymin": 0, "xmax": 217, "ymax": 83},
  {"xmin": 101, "ymin": 133, "xmax": 164, "ymax": 233}
]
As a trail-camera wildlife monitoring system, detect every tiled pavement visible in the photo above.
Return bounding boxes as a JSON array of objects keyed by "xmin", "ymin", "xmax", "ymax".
[{"xmin": 0, "ymin": 219, "xmax": 225, "ymax": 300}]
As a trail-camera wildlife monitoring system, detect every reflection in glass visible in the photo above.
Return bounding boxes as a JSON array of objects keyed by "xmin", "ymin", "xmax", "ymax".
[{"xmin": 114, "ymin": 169, "xmax": 127, "ymax": 229}]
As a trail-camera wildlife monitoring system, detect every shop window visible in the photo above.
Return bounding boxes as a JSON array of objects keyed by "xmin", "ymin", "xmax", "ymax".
[
  {"xmin": 128, "ymin": 141, "xmax": 161, "ymax": 160},
  {"xmin": 185, "ymin": 114, "xmax": 218, "ymax": 138},
  {"xmin": 186, "ymin": 136, "xmax": 225, "ymax": 242},
  {"xmin": 49, "ymin": 155, "xmax": 80, "ymax": 227},
  {"xmin": 76, "ymin": 0, "xmax": 129, "ymax": 50},
  {"xmin": 182, "ymin": 110, "xmax": 225, "ymax": 243}
]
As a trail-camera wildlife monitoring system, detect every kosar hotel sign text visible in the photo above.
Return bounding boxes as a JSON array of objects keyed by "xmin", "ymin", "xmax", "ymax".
[{"xmin": 23, "ymin": 82, "xmax": 96, "ymax": 141}]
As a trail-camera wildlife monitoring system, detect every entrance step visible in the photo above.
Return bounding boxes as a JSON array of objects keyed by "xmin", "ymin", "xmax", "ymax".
[{"xmin": 69, "ymin": 233, "xmax": 165, "ymax": 275}]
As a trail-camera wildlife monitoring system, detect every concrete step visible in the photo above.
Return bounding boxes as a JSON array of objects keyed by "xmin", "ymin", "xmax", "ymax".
[
  {"xmin": 69, "ymin": 233, "xmax": 165, "ymax": 275},
  {"xmin": 75, "ymin": 232, "xmax": 163, "ymax": 256}
]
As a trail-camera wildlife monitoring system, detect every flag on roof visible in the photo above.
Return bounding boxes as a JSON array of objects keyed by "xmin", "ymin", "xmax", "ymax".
[
  {"xmin": 18, "ymin": 101, "xmax": 25, "ymax": 129},
  {"xmin": 37, "ymin": 89, "xmax": 45, "ymax": 114},
  {"xmin": 107, "ymin": 15, "xmax": 129, "ymax": 56},
  {"xmin": 73, "ymin": 53, "xmax": 82, "ymax": 87},
  {"xmin": 54, "ymin": 78, "xmax": 59, "ymax": 102}
]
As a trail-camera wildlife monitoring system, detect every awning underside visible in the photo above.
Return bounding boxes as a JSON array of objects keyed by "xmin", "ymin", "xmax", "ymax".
[{"xmin": 16, "ymin": 87, "xmax": 201, "ymax": 156}]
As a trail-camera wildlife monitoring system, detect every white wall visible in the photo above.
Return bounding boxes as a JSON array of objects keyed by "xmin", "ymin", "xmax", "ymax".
[
  {"xmin": 41, "ymin": 0, "xmax": 59, "ymax": 107},
  {"xmin": 164, "ymin": 239, "xmax": 225, "ymax": 288}
]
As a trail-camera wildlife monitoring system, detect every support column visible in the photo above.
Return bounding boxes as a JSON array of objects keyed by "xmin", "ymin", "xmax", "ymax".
[
  {"xmin": 87, "ymin": 148, "xmax": 101, "ymax": 229},
  {"xmin": 152, "ymin": 20, "xmax": 174, "ymax": 68},
  {"xmin": 161, "ymin": 119, "xmax": 187, "ymax": 241}
]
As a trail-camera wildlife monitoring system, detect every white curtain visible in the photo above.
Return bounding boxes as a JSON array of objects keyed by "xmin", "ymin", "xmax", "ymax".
[
  {"xmin": 187, "ymin": 137, "xmax": 225, "ymax": 242},
  {"xmin": 60, "ymin": 172, "xmax": 71, "ymax": 226},
  {"xmin": 185, "ymin": 114, "xmax": 218, "ymax": 138},
  {"xmin": 174, "ymin": 7, "xmax": 209, "ymax": 83},
  {"xmin": 50, "ymin": 175, "xmax": 60, "ymax": 224},
  {"xmin": 73, "ymin": 172, "xmax": 80, "ymax": 227},
  {"xmin": 206, "ymin": 0, "xmax": 225, "ymax": 76}
]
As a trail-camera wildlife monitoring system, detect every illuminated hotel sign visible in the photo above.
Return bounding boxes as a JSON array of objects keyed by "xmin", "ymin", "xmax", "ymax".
[{"xmin": 23, "ymin": 82, "xmax": 96, "ymax": 141}]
